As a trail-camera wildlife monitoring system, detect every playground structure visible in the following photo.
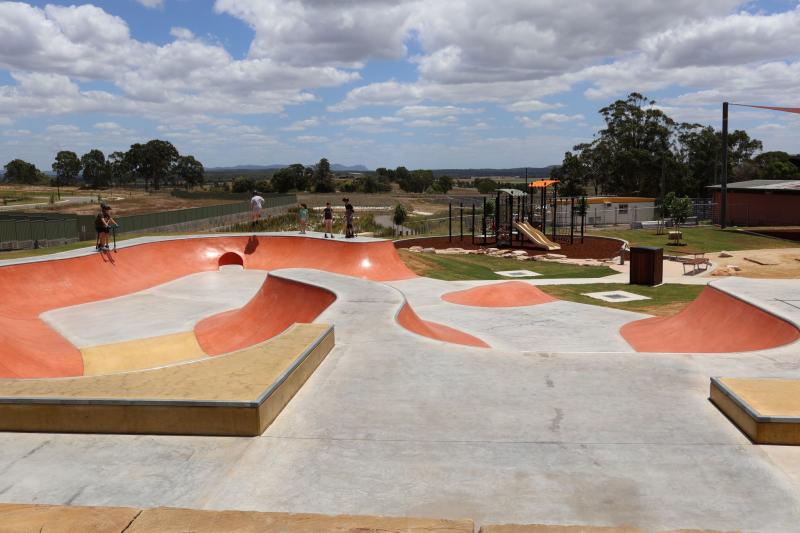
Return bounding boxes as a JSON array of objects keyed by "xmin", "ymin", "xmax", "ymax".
[{"xmin": 444, "ymin": 180, "xmax": 587, "ymax": 251}]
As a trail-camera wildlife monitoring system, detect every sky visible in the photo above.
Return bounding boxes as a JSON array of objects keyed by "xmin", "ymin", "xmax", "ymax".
[{"xmin": 1, "ymin": 0, "xmax": 799, "ymax": 170}]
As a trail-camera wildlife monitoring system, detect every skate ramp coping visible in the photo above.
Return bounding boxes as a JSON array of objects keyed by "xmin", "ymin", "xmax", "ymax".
[
  {"xmin": 0, "ymin": 323, "xmax": 333, "ymax": 436},
  {"xmin": 710, "ymin": 377, "xmax": 800, "ymax": 445}
]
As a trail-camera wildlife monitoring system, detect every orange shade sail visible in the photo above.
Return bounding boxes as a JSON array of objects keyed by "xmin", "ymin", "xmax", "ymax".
[
  {"xmin": 735, "ymin": 104, "xmax": 800, "ymax": 114},
  {"xmin": 528, "ymin": 179, "xmax": 560, "ymax": 188}
]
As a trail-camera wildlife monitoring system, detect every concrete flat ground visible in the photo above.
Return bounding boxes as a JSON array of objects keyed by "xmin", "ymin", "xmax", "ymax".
[{"xmin": 2, "ymin": 237, "xmax": 800, "ymax": 531}]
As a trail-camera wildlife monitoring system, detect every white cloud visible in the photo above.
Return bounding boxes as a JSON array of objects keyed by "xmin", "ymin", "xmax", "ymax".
[
  {"xmin": 506, "ymin": 100, "xmax": 562, "ymax": 113},
  {"xmin": 396, "ymin": 105, "xmax": 481, "ymax": 117},
  {"xmin": 518, "ymin": 113, "xmax": 584, "ymax": 128},
  {"xmin": 296, "ymin": 135, "xmax": 328, "ymax": 143},
  {"xmin": 136, "ymin": 0, "xmax": 164, "ymax": 8},
  {"xmin": 170, "ymin": 27, "xmax": 194, "ymax": 40},
  {"xmin": 283, "ymin": 117, "xmax": 321, "ymax": 131},
  {"xmin": 337, "ymin": 115, "xmax": 402, "ymax": 132}
]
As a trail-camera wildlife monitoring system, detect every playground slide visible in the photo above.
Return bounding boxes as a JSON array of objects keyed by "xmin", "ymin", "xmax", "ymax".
[{"xmin": 513, "ymin": 221, "xmax": 561, "ymax": 251}]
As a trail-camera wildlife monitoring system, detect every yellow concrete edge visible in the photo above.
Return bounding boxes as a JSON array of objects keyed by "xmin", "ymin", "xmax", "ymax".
[
  {"xmin": 0, "ymin": 324, "xmax": 335, "ymax": 436},
  {"xmin": 81, "ymin": 331, "xmax": 207, "ymax": 376},
  {"xmin": 0, "ymin": 504, "xmax": 474, "ymax": 533},
  {"xmin": 718, "ymin": 377, "xmax": 800, "ymax": 418},
  {"xmin": 709, "ymin": 380, "xmax": 759, "ymax": 443}
]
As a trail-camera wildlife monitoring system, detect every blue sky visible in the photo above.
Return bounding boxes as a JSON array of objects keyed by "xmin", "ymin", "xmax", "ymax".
[{"xmin": 1, "ymin": 0, "xmax": 799, "ymax": 170}]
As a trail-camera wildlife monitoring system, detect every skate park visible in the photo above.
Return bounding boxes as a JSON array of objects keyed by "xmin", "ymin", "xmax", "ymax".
[{"xmin": 2, "ymin": 232, "xmax": 800, "ymax": 532}]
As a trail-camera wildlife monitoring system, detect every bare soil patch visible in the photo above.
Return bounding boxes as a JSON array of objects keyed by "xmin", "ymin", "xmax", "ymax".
[
  {"xmin": 711, "ymin": 247, "xmax": 800, "ymax": 279},
  {"xmin": 394, "ymin": 235, "xmax": 624, "ymax": 260}
]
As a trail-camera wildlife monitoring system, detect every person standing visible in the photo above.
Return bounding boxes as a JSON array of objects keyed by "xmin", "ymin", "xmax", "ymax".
[
  {"xmin": 95, "ymin": 203, "xmax": 116, "ymax": 251},
  {"xmin": 323, "ymin": 202, "xmax": 334, "ymax": 238},
  {"xmin": 298, "ymin": 203, "xmax": 309, "ymax": 234},
  {"xmin": 344, "ymin": 197, "xmax": 355, "ymax": 238},
  {"xmin": 250, "ymin": 191, "xmax": 265, "ymax": 227}
]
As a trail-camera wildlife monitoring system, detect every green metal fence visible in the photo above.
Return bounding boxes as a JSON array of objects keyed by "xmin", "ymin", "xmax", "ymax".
[{"xmin": 1, "ymin": 193, "xmax": 296, "ymax": 248}]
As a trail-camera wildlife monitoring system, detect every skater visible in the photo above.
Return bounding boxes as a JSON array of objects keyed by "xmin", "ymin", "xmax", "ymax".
[
  {"xmin": 298, "ymin": 203, "xmax": 309, "ymax": 234},
  {"xmin": 343, "ymin": 197, "xmax": 355, "ymax": 238},
  {"xmin": 323, "ymin": 202, "xmax": 334, "ymax": 238},
  {"xmin": 250, "ymin": 191, "xmax": 265, "ymax": 227},
  {"xmin": 94, "ymin": 204, "xmax": 116, "ymax": 251}
]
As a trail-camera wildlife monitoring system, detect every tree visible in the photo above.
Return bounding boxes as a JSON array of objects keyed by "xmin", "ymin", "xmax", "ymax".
[
  {"xmin": 474, "ymin": 178, "xmax": 498, "ymax": 194},
  {"xmin": 272, "ymin": 163, "xmax": 307, "ymax": 193},
  {"xmin": 174, "ymin": 155, "xmax": 204, "ymax": 189},
  {"xmin": 398, "ymin": 169, "xmax": 433, "ymax": 193},
  {"xmin": 311, "ymin": 158, "xmax": 334, "ymax": 193},
  {"xmin": 108, "ymin": 151, "xmax": 131, "ymax": 186},
  {"xmin": 125, "ymin": 140, "xmax": 179, "ymax": 191},
  {"xmin": 80, "ymin": 149, "xmax": 109, "ymax": 188},
  {"xmin": 393, "ymin": 203, "xmax": 407, "ymax": 231},
  {"xmin": 52, "ymin": 151, "xmax": 81, "ymax": 189},
  {"xmin": 3, "ymin": 159, "xmax": 42, "ymax": 184},
  {"xmin": 232, "ymin": 176, "xmax": 256, "ymax": 193},
  {"xmin": 753, "ymin": 151, "xmax": 800, "ymax": 180},
  {"xmin": 434, "ymin": 175, "xmax": 453, "ymax": 193}
]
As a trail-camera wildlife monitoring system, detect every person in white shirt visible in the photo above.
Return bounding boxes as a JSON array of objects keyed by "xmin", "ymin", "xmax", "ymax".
[{"xmin": 250, "ymin": 192, "xmax": 265, "ymax": 227}]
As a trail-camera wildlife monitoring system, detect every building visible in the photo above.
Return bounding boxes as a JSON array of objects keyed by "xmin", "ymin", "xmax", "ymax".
[
  {"xmin": 581, "ymin": 197, "xmax": 656, "ymax": 226},
  {"xmin": 709, "ymin": 180, "xmax": 800, "ymax": 226}
]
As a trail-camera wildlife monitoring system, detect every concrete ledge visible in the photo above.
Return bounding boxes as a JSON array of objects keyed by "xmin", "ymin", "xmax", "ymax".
[
  {"xmin": 479, "ymin": 526, "xmax": 641, "ymax": 532},
  {"xmin": 0, "ymin": 323, "xmax": 334, "ymax": 436},
  {"xmin": 0, "ymin": 503, "xmax": 140, "ymax": 533},
  {"xmin": 710, "ymin": 377, "xmax": 800, "ymax": 445},
  {"xmin": 0, "ymin": 504, "xmax": 473, "ymax": 533}
]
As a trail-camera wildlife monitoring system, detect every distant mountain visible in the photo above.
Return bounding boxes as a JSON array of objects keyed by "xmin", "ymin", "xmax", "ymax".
[
  {"xmin": 431, "ymin": 166, "xmax": 556, "ymax": 178},
  {"xmin": 207, "ymin": 163, "xmax": 371, "ymax": 172},
  {"xmin": 331, "ymin": 164, "xmax": 369, "ymax": 172}
]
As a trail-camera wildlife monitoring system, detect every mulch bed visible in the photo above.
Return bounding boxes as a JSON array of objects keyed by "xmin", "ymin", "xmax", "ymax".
[{"xmin": 394, "ymin": 235, "xmax": 625, "ymax": 260}]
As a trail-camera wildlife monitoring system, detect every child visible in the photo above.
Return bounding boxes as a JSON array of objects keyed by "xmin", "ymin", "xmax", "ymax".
[
  {"xmin": 322, "ymin": 202, "xmax": 334, "ymax": 238},
  {"xmin": 95, "ymin": 204, "xmax": 116, "ymax": 251},
  {"xmin": 343, "ymin": 197, "xmax": 354, "ymax": 238},
  {"xmin": 298, "ymin": 203, "xmax": 309, "ymax": 234}
]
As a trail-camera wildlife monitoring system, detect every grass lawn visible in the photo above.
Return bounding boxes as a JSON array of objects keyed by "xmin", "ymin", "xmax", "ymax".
[
  {"xmin": 539, "ymin": 283, "xmax": 705, "ymax": 316},
  {"xmin": 589, "ymin": 226, "xmax": 795, "ymax": 253},
  {"xmin": 398, "ymin": 249, "xmax": 617, "ymax": 280}
]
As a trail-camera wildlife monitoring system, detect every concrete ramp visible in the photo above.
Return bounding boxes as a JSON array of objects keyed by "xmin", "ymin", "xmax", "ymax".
[
  {"xmin": 196, "ymin": 274, "xmax": 336, "ymax": 356},
  {"xmin": 621, "ymin": 285, "xmax": 800, "ymax": 353},
  {"xmin": 442, "ymin": 281, "xmax": 557, "ymax": 307}
]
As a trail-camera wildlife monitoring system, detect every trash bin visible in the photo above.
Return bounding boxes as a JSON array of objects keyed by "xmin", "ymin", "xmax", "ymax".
[{"xmin": 629, "ymin": 246, "xmax": 663, "ymax": 286}]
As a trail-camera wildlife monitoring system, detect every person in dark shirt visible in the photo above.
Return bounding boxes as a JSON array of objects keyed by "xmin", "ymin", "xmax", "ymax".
[
  {"xmin": 343, "ymin": 198, "xmax": 354, "ymax": 238},
  {"xmin": 323, "ymin": 202, "xmax": 334, "ymax": 238}
]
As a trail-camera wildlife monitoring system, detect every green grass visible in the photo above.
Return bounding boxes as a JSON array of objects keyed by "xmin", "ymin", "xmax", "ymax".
[
  {"xmin": 539, "ymin": 283, "xmax": 704, "ymax": 316},
  {"xmin": 398, "ymin": 249, "xmax": 616, "ymax": 280},
  {"xmin": 589, "ymin": 226, "xmax": 796, "ymax": 253}
]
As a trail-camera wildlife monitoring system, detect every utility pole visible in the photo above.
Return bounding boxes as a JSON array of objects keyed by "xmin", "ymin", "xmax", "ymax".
[{"xmin": 721, "ymin": 102, "xmax": 729, "ymax": 228}]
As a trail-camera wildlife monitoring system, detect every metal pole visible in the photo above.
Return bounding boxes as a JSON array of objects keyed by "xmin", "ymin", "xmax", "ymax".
[
  {"xmin": 482, "ymin": 196, "xmax": 487, "ymax": 245},
  {"xmin": 471, "ymin": 204, "xmax": 476, "ymax": 245},
  {"xmin": 495, "ymin": 190, "xmax": 500, "ymax": 244},
  {"xmin": 721, "ymin": 101, "xmax": 729, "ymax": 228},
  {"xmin": 541, "ymin": 186, "xmax": 546, "ymax": 234},
  {"xmin": 448, "ymin": 202, "xmax": 452, "ymax": 242},
  {"xmin": 570, "ymin": 197, "xmax": 575, "ymax": 245},
  {"xmin": 552, "ymin": 185, "xmax": 558, "ymax": 242},
  {"xmin": 459, "ymin": 202, "xmax": 463, "ymax": 239}
]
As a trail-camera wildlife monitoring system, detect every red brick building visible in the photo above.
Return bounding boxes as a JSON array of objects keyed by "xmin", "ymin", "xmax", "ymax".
[{"xmin": 709, "ymin": 180, "xmax": 800, "ymax": 226}]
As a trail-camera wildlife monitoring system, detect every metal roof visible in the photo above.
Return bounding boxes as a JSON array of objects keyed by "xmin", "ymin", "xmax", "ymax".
[
  {"xmin": 497, "ymin": 188, "xmax": 528, "ymax": 197},
  {"xmin": 708, "ymin": 180, "xmax": 800, "ymax": 191}
]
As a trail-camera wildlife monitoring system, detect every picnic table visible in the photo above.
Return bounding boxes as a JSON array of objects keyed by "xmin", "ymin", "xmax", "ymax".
[{"xmin": 673, "ymin": 250, "xmax": 710, "ymax": 274}]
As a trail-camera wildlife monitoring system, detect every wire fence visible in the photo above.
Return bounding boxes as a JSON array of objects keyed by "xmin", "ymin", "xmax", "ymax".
[{"xmin": 0, "ymin": 194, "xmax": 296, "ymax": 250}]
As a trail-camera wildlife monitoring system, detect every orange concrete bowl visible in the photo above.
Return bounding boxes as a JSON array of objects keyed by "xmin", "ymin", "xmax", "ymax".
[
  {"xmin": 621, "ymin": 286, "xmax": 800, "ymax": 353},
  {"xmin": 0, "ymin": 235, "xmax": 415, "ymax": 379},
  {"xmin": 396, "ymin": 303, "xmax": 489, "ymax": 348},
  {"xmin": 441, "ymin": 281, "xmax": 557, "ymax": 308}
]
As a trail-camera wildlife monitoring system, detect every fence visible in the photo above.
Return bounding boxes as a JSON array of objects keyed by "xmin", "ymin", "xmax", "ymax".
[{"xmin": 1, "ymin": 194, "xmax": 296, "ymax": 250}]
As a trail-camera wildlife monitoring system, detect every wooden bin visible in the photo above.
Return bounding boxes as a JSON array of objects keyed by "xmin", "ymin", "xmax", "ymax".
[{"xmin": 629, "ymin": 246, "xmax": 663, "ymax": 286}]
